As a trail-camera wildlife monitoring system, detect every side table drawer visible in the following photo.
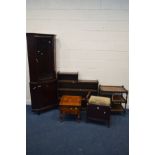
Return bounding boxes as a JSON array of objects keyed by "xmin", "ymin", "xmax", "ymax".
[{"xmin": 60, "ymin": 107, "xmax": 80, "ymax": 115}]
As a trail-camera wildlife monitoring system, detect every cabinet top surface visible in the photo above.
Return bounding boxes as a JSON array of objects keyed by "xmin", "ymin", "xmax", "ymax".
[
  {"xmin": 60, "ymin": 95, "xmax": 82, "ymax": 106},
  {"xmin": 26, "ymin": 33, "xmax": 56, "ymax": 36},
  {"xmin": 57, "ymin": 72, "xmax": 78, "ymax": 75},
  {"xmin": 100, "ymin": 85, "xmax": 128, "ymax": 93}
]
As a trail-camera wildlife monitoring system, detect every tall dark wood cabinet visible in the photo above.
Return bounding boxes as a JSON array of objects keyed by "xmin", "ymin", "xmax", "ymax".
[{"xmin": 26, "ymin": 33, "xmax": 58, "ymax": 113}]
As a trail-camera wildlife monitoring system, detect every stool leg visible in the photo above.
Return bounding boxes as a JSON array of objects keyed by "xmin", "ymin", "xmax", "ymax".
[
  {"xmin": 124, "ymin": 103, "xmax": 127, "ymax": 113},
  {"xmin": 108, "ymin": 110, "xmax": 111, "ymax": 127},
  {"xmin": 60, "ymin": 112, "xmax": 64, "ymax": 122},
  {"xmin": 77, "ymin": 113, "xmax": 80, "ymax": 123},
  {"xmin": 108, "ymin": 119, "xmax": 110, "ymax": 128}
]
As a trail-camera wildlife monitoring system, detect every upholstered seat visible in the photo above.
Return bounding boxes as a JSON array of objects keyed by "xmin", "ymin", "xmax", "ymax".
[
  {"xmin": 87, "ymin": 95, "xmax": 111, "ymax": 127},
  {"xmin": 88, "ymin": 96, "xmax": 111, "ymax": 106}
]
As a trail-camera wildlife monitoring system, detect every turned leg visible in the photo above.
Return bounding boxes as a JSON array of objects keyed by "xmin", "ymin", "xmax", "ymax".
[
  {"xmin": 107, "ymin": 118, "xmax": 110, "ymax": 128},
  {"xmin": 124, "ymin": 103, "xmax": 127, "ymax": 113},
  {"xmin": 60, "ymin": 111, "xmax": 64, "ymax": 122},
  {"xmin": 77, "ymin": 112, "xmax": 81, "ymax": 122}
]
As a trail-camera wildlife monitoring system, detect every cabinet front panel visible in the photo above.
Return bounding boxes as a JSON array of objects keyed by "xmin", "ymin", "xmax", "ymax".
[
  {"xmin": 42, "ymin": 81, "xmax": 57, "ymax": 106},
  {"xmin": 87, "ymin": 105, "xmax": 110, "ymax": 119},
  {"xmin": 30, "ymin": 81, "xmax": 57, "ymax": 110},
  {"xmin": 30, "ymin": 83, "xmax": 45, "ymax": 109},
  {"xmin": 27, "ymin": 34, "xmax": 38, "ymax": 82},
  {"xmin": 27, "ymin": 33, "xmax": 56, "ymax": 82},
  {"xmin": 35, "ymin": 36, "xmax": 55, "ymax": 80}
]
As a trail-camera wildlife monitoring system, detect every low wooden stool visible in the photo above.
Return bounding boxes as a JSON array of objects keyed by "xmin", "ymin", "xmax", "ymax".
[
  {"xmin": 59, "ymin": 95, "xmax": 82, "ymax": 122},
  {"xmin": 87, "ymin": 96, "xmax": 111, "ymax": 127}
]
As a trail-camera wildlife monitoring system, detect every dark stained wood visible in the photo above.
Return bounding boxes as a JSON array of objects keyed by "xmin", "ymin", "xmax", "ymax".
[
  {"xmin": 57, "ymin": 72, "xmax": 98, "ymax": 109},
  {"xmin": 99, "ymin": 85, "xmax": 128, "ymax": 113},
  {"xmin": 87, "ymin": 104, "xmax": 111, "ymax": 127},
  {"xmin": 27, "ymin": 33, "xmax": 57, "ymax": 113},
  {"xmin": 99, "ymin": 85, "xmax": 128, "ymax": 93},
  {"xmin": 110, "ymin": 104, "xmax": 124, "ymax": 112},
  {"xmin": 30, "ymin": 80, "xmax": 57, "ymax": 112},
  {"xmin": 57, "ymin": 72, "xmax": 78, "ymax": 81},
  {"xmin": 27, "ymin": 33, "xmax": 56, "ymax": 82}
]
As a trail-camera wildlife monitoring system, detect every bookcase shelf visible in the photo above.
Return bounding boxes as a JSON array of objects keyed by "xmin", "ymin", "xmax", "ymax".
[{"xmin": 99, "ymin": 85, "xmax": 128, "ymax": 113}]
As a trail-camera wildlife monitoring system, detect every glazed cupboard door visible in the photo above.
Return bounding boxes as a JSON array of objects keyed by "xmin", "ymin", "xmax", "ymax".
[
  {"xmin": 26, "ymin": 33, "xmax": 56, "ymax": 82},
  {"xmin": 35, "ymin": 35, "xmax": 56, "ymax": 81}
]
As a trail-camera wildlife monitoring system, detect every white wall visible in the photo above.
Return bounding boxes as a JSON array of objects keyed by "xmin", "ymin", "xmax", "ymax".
[{"xmin": 26, "ymin": 0, "xmax": 129, "ymax": 104}]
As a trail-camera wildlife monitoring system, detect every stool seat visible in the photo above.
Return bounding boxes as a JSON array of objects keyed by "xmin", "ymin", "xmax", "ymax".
[
  {"xmin": 88, "ymin": 96, "xmax": 110, "ymax": 106},
  {"xmin": 87, "ymin": 95, "xmax": 111, "ymax": 127}
]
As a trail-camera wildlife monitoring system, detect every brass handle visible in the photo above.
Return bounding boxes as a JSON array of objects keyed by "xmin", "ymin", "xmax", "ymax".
[
  {"xmin": 35, "ymin": 58, "xmax": 38, "ymax": 63},
  {"xmin": 33, "ymin": 87, "xmax": 36, "ymax": 90}
]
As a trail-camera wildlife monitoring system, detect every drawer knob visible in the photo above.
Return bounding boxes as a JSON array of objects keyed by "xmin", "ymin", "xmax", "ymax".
[
  {"xmin": 104, "ymin": 111, "xmax": 106, "ymax": 114},
  {"xmin": 97, "ymin": 107, "xmax": 99, "ymax": 110},
  {"xmin": 35, "ymin": 58, "xmax": 39, "ymax": 63},
  {"xmin": 33, "ymin": 87, "xmax": 36, "ymax": 90}
]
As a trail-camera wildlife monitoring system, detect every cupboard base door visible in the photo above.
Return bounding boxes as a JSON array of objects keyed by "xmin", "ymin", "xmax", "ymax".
[{"xmin": 30, "ymin": 80, "xmax": 58, "ymax": 112}]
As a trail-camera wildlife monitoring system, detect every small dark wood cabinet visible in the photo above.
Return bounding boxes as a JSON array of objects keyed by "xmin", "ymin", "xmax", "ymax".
[{"xmin": 27, "ymin": 33, "xmax": 57, "ymax": 113}]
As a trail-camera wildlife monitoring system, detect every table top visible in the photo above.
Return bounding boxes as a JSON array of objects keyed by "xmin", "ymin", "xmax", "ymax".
[
  {"xmin": 100, "ymin": 85, "xmax": 128, "ymax": 93},
  {"xmin": 59, "ymin": 95, "xmax": 82, "ymax": 106}
]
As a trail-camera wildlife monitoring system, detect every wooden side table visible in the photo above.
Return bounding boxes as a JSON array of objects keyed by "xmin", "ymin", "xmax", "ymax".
[
  {"xmin": 59, "ymin": 95, "xmax": 82, "ymax": 121},
  {"xmin": 99, "ymin": 85, "xmax": 128, "ymax": 113}
]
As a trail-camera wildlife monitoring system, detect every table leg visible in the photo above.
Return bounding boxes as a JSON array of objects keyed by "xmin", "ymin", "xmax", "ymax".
[
  {"xmin": 124, "ymin": 103, "xmax": 127, "ymax": 113},
  {"xmin": 60, "ymin": 112, "xmax": 64, "ymax": 122},
  {"xmin": 77, "ymin": 112, "xmax": 81, "ymax": 123}
]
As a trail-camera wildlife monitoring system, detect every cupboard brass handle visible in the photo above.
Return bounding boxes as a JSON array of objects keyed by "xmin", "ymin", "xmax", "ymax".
[
  {"xmin": 35, "ymin": 58, "xmax": 38, "ymax": 63},
  {"xmin": 38, "ymin": 85, "xmax": 42, "ymax": 88},
  {"xmin": 33, "ymin": 87, "xmax": 36, "ymax": 90}
]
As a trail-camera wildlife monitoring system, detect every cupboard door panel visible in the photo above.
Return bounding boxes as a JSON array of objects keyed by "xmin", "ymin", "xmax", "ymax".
[
  {"xmin": 27, "ymin": 33, "xmax": 56, "ymax": 82},
  {"xmin": 30, "ymin": 83, "xmax": 45, "ymax": 109},
  {"xmin": 43, "ymin": 81, "xmax": 57, "ymax": 106},
  {"xmin": 35, "ymin": 37, "xmax": 55, "ymax": 80},
  {"xmin": 30, "ymin": 80, "xmax": 57, "ymax": 111},
  {"xmin": 27, "ymin": 34, "xmax": 38, "ymax": 82}
]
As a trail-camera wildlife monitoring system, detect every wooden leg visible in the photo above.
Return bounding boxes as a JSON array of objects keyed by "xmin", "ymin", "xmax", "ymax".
[
  {"xmin": 124, "ymin": 103, "xmax": 127, "ymax": 113},
  {"xmin": 77, "ymin": 112, "xmax": 81, "ymax": 123},
  {"xmin": 60, "ymin": 112, "xmax": 64, "ymax": 122},
  {"xmin": 108, "ymin": 119, "xmax": 110, "ymax": 128}
]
